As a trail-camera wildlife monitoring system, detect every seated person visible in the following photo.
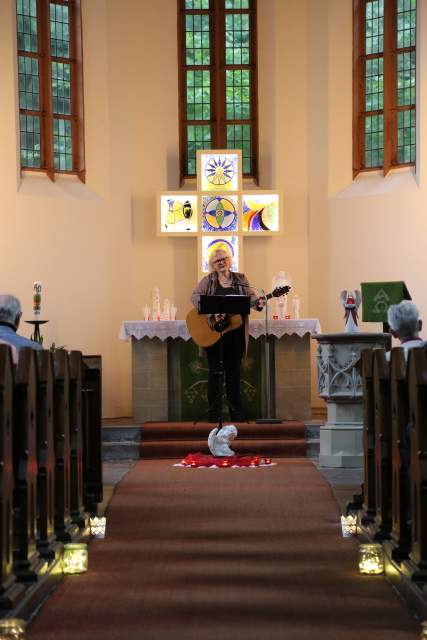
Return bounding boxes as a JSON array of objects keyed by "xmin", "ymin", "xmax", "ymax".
[
  {"xmin": 0, "ymin": 294, "xmax": 43, "ymax": 353},
  {"xmin": 386, "ymin": 300, "xmax": 424, "ymax": 361}
]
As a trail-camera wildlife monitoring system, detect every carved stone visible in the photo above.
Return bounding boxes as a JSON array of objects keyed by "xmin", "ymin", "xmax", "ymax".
[{"xmin": 314, "ymin": 333, "xmax": 391, "ymax": 468}]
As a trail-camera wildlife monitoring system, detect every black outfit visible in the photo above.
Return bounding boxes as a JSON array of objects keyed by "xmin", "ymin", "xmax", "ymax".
[{"xmin": 205, "ymin": 283, "xmax": 245, "ymax": 422}]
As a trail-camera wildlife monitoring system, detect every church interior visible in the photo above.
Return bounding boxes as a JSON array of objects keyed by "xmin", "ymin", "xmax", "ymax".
[{"xmin": 0, "ymin": 0, "xmax": 427, "ymax": 637}]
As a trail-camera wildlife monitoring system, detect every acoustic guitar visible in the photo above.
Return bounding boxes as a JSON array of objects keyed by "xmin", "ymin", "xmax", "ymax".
[{"xmin": 186, "ymin": 286, "xmax": 290, "ymax": 348}]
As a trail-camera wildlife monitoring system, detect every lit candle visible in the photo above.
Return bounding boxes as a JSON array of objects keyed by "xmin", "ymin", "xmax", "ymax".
[
  {"xmin": 221, "ymin": 460, "xmax": 230, "ymax": 467},
  {"xmin": 264, "ymin": 457, "xmax": 272, "ymax": 465}
]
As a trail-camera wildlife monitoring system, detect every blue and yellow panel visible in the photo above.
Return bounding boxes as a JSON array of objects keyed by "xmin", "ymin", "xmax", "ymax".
[
  {"xmin": 202, "ymin": 195, "xmax": 239, "ymax": 232},
  {"xmin": 241, "ymin": 192, "xmax": 281, "ymax": 235},
  {"xmin": 158, "ymin": 193, "xmax": 198, "ymax": 235},
  {"xmin": 199, "ymin": 235, "xmax": 241, "ymax": 275},
  {"xmin": 197, "ymin": 149, "xmax": 241, "ymax": 193}
]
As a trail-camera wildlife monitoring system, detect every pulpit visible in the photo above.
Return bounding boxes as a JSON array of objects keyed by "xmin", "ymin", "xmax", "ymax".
[
  {"xmin": 120, "ymin": 318, "xmax": 320, "ymax": 422},
  {"xmin": 314, "ymin": 332, "xmax": 391, "ymax": 468}
]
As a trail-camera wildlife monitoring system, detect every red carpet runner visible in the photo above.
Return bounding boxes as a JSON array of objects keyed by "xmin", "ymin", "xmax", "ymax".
[
  {"xmin": 139, "ymin": 420, "xmax": 306, "ymax": 458},
  {"xmin": 28, "ymin": 459, "xmax": 418, "ymax": 640}
]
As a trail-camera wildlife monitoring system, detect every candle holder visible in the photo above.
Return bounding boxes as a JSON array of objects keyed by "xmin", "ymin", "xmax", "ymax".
[
  {"xmin": 90, "ymin": 516, "xmax": 107, "ymax": 539},
  {"xmin": 358, "ymin": 543, "xmax": 384, "ymax": 575},
  {"xmin": 0, "ymin": 618, "xmax": 26, "ymax": 639},
  {"xmin": 25, "ymin": 319, "xmax": 49, "ymax": 346},
  {"xmin": 341, "ymin": 514, "xmax": 358, "ymax": 537},
  {"xmin": 62, "ymin": 543, "xmax": 88, "ymax": 574}
]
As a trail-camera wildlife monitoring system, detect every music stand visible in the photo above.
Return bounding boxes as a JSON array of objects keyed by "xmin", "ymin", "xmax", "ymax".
[{"xmin": 198, "ymin": 295, "xmax": 251, "ymax": 428}]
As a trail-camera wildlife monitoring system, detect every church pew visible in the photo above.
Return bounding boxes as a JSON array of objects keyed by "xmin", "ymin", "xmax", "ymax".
[
  {"xmin": 35, "ymin": 351, "xmax": 61, "ymax": 560},
  {"xmin": 372, "ymin": 348, "xmax": 392, "ymax": 541},
  {"xmin": 69, "ymin": 352, "xmax": 89, "ymax": 531},
  {"xmin": 53, "ymin": 350, "xmax": 79, "ymax": 542},
  {"xmin": 0, "ymin": 346, "xmax": 25, "ymax": 608},
  {"xmin": 360, "ymin": 349, "xmax": 376, "ymax": 525},
  {"xmin": 82, "ymin": 356, "xmax": 103, "ymax": 514},
  {"xmin": 12, "ymin": 348, "xmax": 47, "ymax": 581},
  {"xmin": 389, "ymin": 347, "xmax": 411, "ymax": 559},
  {"xmin": 405, "ymin": 347, "xmax": 427, "ymax": 582}
]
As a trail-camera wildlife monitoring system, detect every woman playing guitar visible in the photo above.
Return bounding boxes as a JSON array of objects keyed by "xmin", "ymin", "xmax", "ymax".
[{"xmin": 190, "ymin": 248, "xmax": 266, "ymax": 423}]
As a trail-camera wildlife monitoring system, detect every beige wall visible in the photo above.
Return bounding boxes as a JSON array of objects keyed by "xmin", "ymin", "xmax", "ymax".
[{"xmin": 1, "ymin": 0, "xmax": 424, "ymax": 417}]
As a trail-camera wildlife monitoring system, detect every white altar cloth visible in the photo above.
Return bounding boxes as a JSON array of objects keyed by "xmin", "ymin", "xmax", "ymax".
[{"xmin": 119, "ymin": 318, "xmax": 321, "ymax": 342}]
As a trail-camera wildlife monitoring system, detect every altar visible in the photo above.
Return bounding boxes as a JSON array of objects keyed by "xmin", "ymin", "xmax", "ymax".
[{"xmin": 119, "ymin": 318, "xmax": 320, "ymax": 422}]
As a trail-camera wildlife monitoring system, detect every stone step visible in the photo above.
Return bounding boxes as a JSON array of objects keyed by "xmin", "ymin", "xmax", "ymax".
[{"xmin": 101, "ymin": 421, "xmax": 322, "ymax": 461}]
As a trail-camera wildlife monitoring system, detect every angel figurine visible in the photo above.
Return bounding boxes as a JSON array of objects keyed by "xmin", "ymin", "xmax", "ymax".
[
  {"xmin": 208, "ymin": 425, "xmax": 238, "ymax": 457},
  {"xmin": 340, "ymin": 290, "xmax": 361, "ymax": 333}
]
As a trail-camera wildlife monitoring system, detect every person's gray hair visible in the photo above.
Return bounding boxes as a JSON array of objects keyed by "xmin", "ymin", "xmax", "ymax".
[
  {"xmin": 387, "ymin": 300, "xmax": 420, "ymax": 339},
  {"xmin": 0, "ymin": 295, "xmax": 22, "ymax": 324}
]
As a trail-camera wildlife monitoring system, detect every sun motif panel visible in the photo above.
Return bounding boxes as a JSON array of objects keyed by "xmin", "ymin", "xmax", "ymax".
[
  {"xmin": 199, "ymin": 151, "xmax": 240, "ymax": 192},
  {"xmin": 201, "ymin": 235, "xmax": 239, "ymax": 273},
  {"xmin": 202, "ymin": 195, "xmax": 238, "ymax": 232},
  {"xmin": 242, "ymin": 193, "xmax": 280, "ymax": 233},
  {"xmin": 159, "ymin": 194, "xmax": 198, "ymax": 234}
]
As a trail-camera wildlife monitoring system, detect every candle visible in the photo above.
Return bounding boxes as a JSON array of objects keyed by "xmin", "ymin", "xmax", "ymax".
[{"xmin": 33, "ymin": 281, "xmax": 42, "ymax": 316}]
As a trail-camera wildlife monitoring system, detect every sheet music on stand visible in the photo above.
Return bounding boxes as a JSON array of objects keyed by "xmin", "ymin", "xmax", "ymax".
[{"xmin": 198, "ymin": 295, "xmax": 251, "ymax": 316}]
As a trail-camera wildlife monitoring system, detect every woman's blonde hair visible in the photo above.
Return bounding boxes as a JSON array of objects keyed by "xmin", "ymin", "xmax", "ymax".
[{"xmin": 208, "ymin": 248, "xmax": 232, "ymax": 272}]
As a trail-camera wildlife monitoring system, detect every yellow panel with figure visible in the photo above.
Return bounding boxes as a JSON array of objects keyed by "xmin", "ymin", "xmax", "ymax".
[
  {"xmin": 198, "ymin": 150, "xmax": 241, "ymax": 193},
  {"xmin": 158, "ymin": 194, "xmax": 198, "ymax": 235},
  {"xmin": 199, "ymin": 235, "xmax": 240, "ymax": 275},
  {"xmin": 242, "ymin": 192, "xmax": 281, "ymax": 235}
]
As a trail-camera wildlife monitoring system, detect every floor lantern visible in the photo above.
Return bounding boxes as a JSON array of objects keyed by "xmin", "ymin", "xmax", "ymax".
[
  {"xmin": 0, "ymin": 618, "xmax": 26, "ymax": 639},
  {"xmin": 341, "ymin": 514, "xmax": 358, "ymax": 537},
  {"xmin": 358, "ymin": 543, "xmax": 384, "ymax": 575},
  {"xmin": 90, "ymin": 516, "xmax": 107, "ymax": 539},
  {"xmin": 62, "ymin": 543, "xmax": 89, "ymax": 574}
]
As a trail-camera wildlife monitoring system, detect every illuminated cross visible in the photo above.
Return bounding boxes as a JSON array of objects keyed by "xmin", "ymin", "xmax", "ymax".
[{"xmin": 157, "ymin": 149, "xmax": 282, "ymax": 276}]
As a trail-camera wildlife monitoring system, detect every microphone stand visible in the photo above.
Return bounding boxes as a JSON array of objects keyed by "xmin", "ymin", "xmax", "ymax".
[{"xmin": 239, "ymin": 282, "xmax": 284, "ymax": 424}]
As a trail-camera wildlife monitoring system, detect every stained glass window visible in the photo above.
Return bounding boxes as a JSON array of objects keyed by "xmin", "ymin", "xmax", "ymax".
[
  {"xmin": 179, "ymin": 0, "xmax": 257, "ymax": 181},
  {"xmin": 353, "ymin": 0, "xmax": 416, "ymax": 175},
  {"xmin": 16, "ymin": 0, "xmax": 85, "ymax": 181}
]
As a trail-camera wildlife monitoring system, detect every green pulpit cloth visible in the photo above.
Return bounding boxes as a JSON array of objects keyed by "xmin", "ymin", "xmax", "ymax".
[{"xmin": 361, "ymin": 281, "xmax": 411, "ymax": 322}]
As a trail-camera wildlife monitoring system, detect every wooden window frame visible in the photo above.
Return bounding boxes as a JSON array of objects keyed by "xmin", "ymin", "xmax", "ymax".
[
  {"xmin": 17, "ymin": 0, "xmax": 85, "ymax": 182},
  {"xmin": 178, "ymin": 0, "xmax": 258, "ymax": 184},
  {"xmin": 353, "ymin": 0, "xmax": 416, "ymax": 177}
]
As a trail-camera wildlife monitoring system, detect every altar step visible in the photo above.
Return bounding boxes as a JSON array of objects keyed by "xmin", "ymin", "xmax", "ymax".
[{"xmin": 102, "ymin": 420, "xmax": 321, "ymax": 460}]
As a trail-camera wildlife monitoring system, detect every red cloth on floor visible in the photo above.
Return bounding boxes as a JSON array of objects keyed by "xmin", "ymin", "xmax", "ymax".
[{"xmin": 181, "ymin": 452, "xmax": 269, "ymax": 467}]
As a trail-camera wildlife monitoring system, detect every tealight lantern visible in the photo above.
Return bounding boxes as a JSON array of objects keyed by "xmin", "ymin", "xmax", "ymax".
[
  {"xmin": 62, "ymin": 543, "xmax": 88, "ymax": 574},
  {"xmin": 90, "ymin": 516, "xmax": 106, "ymax": 539},
  {"xmin": 341, "ymin": 514, "xmax": 358, "ymax": 537},
  {"xmin": 358, "ymin": 543, "xmax": 384, "ymax": 575},
  {"xmin": 0, "ymin": 618, "xmax": 26, "ymax": 640}
]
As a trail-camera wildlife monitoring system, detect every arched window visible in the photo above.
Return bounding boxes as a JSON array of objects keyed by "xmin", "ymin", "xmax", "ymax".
[
  {"xmin": 178, "ymin": 0, "xmax": 258, "ymax": 182},
  {"xmin": 16, "ymin": 0, "xmax": 85, "ymax": 181},
  {"xmin": 353, "ymin": 0, "xmax": 416, "ymax": 176}
]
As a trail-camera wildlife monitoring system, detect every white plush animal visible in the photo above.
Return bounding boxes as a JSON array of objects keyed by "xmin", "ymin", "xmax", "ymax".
[{"xmin": 208, "ymin": 425, "xmax": 238, "ymax": 457}]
